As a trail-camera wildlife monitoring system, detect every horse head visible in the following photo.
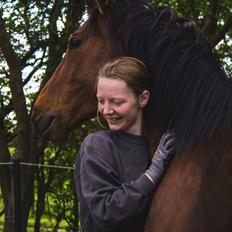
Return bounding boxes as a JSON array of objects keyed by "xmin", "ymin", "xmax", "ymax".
[{"xmin": 32, "ymin": 0, "xmax": 121, "ymax": 142}]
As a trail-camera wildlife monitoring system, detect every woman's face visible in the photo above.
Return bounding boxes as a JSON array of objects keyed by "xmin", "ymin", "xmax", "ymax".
[{"xmin": 96, "ymin": 77, "xmax": 149, "ymax": 135}]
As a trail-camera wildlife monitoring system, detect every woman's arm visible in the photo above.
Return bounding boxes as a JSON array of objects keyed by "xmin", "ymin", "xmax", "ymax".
[{"xmin": 79, "ymin": 144, "xmax": 154, "ymax": 230}]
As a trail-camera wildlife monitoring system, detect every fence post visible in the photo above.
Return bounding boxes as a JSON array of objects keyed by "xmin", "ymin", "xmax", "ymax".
[{"xmin": 13, "ymin": 159, "xmax": 21, "ymax": 232}]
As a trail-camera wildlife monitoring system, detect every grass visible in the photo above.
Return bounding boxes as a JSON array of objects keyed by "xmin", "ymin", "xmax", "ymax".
[
  {"xmin": 0, "ymin": 220, "xmax": 68, "ymax": 232},
  {"xmin": 0, "ymin": 210, "xmax": 69, "ymax": 231}
]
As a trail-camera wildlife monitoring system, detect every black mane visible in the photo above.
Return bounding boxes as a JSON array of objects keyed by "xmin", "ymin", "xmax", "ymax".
[{"xmin": 92, "ymin": 0, "xmax": 232, "ymax": 150}]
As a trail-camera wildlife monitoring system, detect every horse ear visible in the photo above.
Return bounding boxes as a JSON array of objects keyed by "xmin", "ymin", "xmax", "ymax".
[{"xmin": 96, "ymin": 0, "xmax": 112, "ymax": 15}]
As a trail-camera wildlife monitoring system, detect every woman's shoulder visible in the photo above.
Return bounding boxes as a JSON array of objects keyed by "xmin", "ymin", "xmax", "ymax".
[
  {"xmin": 82, "ymin": 130, "xmax": 115, "ymax": 153},
  {"xmin": 84, "ymin": 130, "xmax": 112, "ymax": 144}
]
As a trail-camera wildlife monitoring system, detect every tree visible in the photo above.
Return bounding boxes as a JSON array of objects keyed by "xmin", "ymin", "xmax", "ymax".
[
  {"xmin": 0, "ymin": 0, "xmax": 86, "ymax": 231},
  {"xmin": 0, "ymin": 0, "xmax": 231, "ymax": 231}
]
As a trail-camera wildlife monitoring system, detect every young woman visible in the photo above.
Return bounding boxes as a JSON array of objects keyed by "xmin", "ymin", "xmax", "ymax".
[{"xmin": 74, "ymin": 57, "xmax": 175, "ymax": 232}]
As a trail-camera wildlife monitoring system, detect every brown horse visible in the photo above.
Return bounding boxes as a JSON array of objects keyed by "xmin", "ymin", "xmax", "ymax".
[{"xmin": 32, "ymin": 0, "xmax": 232, "ymax": 231}]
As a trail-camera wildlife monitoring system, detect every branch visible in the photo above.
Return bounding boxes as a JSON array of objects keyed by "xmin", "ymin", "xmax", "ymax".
[
  {"xmin": 202, "ymin": 0, "xmax": 219, "ymax": 38},
  {"xmin": 48, "ymin": 0, "xmax": 63, "ymax": 42},
  {"xmin": 46, "ymin": 0, "xmax": 64, "ymax": 68},
  {"xmin": 0, "ymin": 13, "xmax": 31, "ymax": 160},
  {"xmin": 21, "ymin": 46, "xmax": 39, "ymax": 67},
  {"xmin": 189, "ymin": 0, "xmax": 198, "ymax": 22},
  {"xmin": 0, "ymin": 99, "xmax": 13, "ymax": 118},
  {"xmin": 0, "ymin": 209, "xmax": 5, "ymax": 217},
  {"xmin": 65, "ymin": 0, "xmax": 85, "ymax": 29},
  {"xmin": 211, "ymin": 12, "xmax": 232, "ymax": 46},
  {"xmin": 23, "ymin": 61, "xmax": 45, "ymax": 86},
  {"xmin": 0, "ymin": 14, "xmax": 21, "ymax": 72},
  {"xmin": 41, "ymin": 0, "xmax": 68, "ymax": 88},
  {"xmin": 0, "ymin": 111, "xmax": 11, "ymax": 162}
]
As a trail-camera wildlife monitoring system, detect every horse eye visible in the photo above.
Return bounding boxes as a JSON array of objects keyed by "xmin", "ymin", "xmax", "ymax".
[{"xmin": 68, "ymin": 37, "xmax": 82, "ymax": 49}]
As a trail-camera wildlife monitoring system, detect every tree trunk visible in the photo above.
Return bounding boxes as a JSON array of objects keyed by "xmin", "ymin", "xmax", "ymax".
[{"xmin": 0, "ymin": 118, "xmax": 14, "ymax": 232}]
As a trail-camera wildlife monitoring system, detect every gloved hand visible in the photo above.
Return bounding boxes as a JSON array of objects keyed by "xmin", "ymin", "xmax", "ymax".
[{"xmin": 145, "ymin": 131, "xmax": 175, "ymax": 185}]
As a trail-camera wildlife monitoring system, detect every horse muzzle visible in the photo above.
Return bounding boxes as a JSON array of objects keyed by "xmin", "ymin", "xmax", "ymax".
[{"xmin": 31, "ymin": 108, "xmax": 68, "ymax": 143}]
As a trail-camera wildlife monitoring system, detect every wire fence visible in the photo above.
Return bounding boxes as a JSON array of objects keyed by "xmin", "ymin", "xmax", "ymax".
[
  {"xmin": 0, "ymin": 160, "xmax": 78, "ymax": 232},
  {"xmin": 0, "ymin": 162, "xmax": 75, "ymax": 170}
]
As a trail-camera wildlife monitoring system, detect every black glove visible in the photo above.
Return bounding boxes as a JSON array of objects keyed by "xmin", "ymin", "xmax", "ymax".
[{"xmin": 145, "ymin": 131, "xmax": 175, "ymax": 185}]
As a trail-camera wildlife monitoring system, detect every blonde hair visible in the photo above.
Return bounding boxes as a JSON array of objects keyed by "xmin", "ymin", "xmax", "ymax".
[{"xmin": 97, "ymin": 56, "xmax": 149, "ymax": 95}]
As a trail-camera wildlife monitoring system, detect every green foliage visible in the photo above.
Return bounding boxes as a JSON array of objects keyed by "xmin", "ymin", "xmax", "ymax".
[{"xmin": 217, "ymin": 38, "xmax": 232, "ymax": 76}]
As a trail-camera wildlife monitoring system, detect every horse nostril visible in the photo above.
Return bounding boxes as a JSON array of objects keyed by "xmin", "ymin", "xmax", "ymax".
[
  {"xmin": 31, "ymin": 108, "xmax": 59, "ymax": 137},
  {"xmin": 46, "ymin": 113, "xmax": 58, "ymax": 128}
]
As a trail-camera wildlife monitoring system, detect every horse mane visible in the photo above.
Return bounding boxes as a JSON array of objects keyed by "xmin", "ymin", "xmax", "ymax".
[{"xmin": 90, "ymin": 0, "xmax": 232, "ymax": 150}]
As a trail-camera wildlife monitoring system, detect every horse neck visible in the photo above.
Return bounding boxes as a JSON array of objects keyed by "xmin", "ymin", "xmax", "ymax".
[{"xmin": 108, "ymin": 3, "xmax": 232, "ymax": 152}]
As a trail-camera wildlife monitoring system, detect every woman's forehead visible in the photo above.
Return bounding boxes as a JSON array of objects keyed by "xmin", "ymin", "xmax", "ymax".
[{"xmin": 96, "ymin": 77, "xmax": 135, "ymax": 98}]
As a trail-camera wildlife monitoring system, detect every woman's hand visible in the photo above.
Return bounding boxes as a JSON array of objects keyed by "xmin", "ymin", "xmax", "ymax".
[{"xmin": 145, "ymin": 131, "xmax": 175, "ymax": 185}]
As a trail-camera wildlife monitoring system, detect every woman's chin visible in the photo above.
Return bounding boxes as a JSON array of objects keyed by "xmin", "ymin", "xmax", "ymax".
[{"xmin": 108, "ymin": 124, "xmax": 122, "ymax": 131}]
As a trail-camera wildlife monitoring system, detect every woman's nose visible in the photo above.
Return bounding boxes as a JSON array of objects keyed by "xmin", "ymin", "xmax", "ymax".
[{"xmin": 102, "ymin": 104, "xmax": 113, "ymax": 115}]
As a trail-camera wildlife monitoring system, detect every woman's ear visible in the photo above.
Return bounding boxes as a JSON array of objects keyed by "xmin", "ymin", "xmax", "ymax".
[{"xmin": 139, "ymin": 90, "xmax": 150, "ymax": 108}]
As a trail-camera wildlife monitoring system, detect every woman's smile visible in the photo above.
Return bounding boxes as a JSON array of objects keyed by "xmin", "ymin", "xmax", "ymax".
[{"xmin": 106, "ymin": 117, "xmax": 122, "ymax": 125}]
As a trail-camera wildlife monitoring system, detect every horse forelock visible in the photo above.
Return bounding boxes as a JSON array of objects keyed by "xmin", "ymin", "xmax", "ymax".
[{"xmin": 91, "ymin": 0, "xmax": 232, "ymax": 151}]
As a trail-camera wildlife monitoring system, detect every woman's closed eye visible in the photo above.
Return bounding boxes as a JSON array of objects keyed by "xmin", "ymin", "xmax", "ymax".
[
  {"xmin": 97, "ymin": 99, "xmax": 105, "ymax": 105},
  {"xmin": 112, "ymin": 99, "xmax": 124, "ymax": 106}
]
